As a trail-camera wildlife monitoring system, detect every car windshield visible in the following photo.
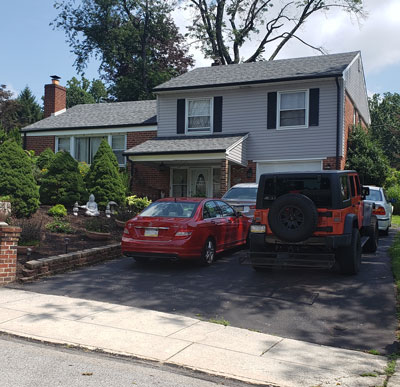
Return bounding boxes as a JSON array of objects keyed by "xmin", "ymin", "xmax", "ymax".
[
  {"xmin": 262, "ymin": 176, "xmax": 331, "ymax": 208},
  {"xmin": 223, "ymin": 187, "xmax": 257, "ymax": 200},
  {"xmin": 139, "ymin": 201, "xmax": 199, "ymax": 218},
  {"xmin": 366, "ymin": 190, "xmax": 382, "ymax": 202}
]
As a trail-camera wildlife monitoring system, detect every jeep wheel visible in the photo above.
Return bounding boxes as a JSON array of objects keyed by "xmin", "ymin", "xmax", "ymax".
[
  {"xmin": 268, "ymin": 194, "xmax": 318, "ymax": 243},
  {"xmin": 363, "ymin": 215, "xmax": 379, "ymax": 253},
  {"xmin": 336, "ymin": 228, "xmax": 361, "ymax": 275}
]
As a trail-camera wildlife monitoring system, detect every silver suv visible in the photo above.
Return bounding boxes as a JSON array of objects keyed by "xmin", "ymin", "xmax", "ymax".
[{"xmin": 222, "ymin": 183, "xmax": 257, "ymax": 217}]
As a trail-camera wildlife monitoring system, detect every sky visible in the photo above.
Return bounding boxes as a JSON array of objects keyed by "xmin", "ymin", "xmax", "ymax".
[{"xmin": 2, "ymin": 0, "xmax": 400, "ymax": 103}]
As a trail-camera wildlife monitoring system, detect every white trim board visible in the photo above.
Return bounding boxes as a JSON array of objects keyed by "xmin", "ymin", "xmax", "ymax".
[{"xmin": 26, "ymin": 126, "xmax": 157, "ymax": 137}]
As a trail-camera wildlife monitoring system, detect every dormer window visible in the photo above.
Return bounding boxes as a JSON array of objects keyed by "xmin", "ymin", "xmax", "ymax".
[{"xmin": 186, "ymin": 98, "xmax": 213, "ymax": 134}]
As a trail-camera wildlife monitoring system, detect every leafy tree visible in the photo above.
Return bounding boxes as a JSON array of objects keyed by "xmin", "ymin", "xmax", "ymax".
[
  {"xmin": 0, "ymin": 127, "xmax": 22, "ymax": 146},
  {"xmin": 369, "ymin": 93, "xmax": 400, "ymax": 168},
  {"xmin": 53, "ymin": 0, "xmax": 193, "ymax": 101},
  {"xmin": 66, "ymin": 77, "xmax": 109, "ymax": 108},
  {"xmin": 0, "ymin": 85, "xmax": 20, "ymax": 132},
  {"xmin": 0, "ymin": 140, "xmax": 40, "ymax": 217},
  {"xmin": 16, "ymin": 87, "xmax": 43, "ymax": 127},
  {"xmin": 185, "ymin": 0, "xmax": 364, "ymax": 64},
  {"xmin": 40, "ymin": 151, "xmax": 88, "ymax": 207},
  {"xmin": 36, "ymin": 147, "xmax": 56, "ymax": 171},
  {"xmin": 346, "ymin": 126, "xmax": 390, "ymax": 186},
  {"xmin": 85, "ymin": 140, "xmax": 125, "ymax": 209}
]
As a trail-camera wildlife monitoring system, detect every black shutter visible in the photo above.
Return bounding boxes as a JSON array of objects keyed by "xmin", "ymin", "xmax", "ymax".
[
  {"xmin": 267, "ymin": 92, "xmax": 277, "ymax": 129},
  {"xmin": 213, "ymin": 96, "xmax": 223, "ymax": 132},
  {"xmin": 177, "ymin": 99, "xmax": 185, "ymax": 134},
  {"xmin": 309, "ymin": 88, "xmax": 320, "ymax": 126}
]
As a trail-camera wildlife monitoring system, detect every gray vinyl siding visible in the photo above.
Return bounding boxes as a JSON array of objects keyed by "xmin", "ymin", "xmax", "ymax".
[
  {"xmin": 157, "ymin": 78, "xmax": 339, "ymax": 162},
  {"xmin": 227, "ymin": 140, "xmax": 246, "ymax": 166},
  {"xmin": 343, "ymin": 54, "xmax": 371, "ymax": 125}
]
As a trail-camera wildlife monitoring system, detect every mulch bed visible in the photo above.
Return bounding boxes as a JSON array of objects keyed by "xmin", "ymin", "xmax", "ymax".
[{"xmin": 12, "ymin": 206, "xmax": 123, "ymax": 265}]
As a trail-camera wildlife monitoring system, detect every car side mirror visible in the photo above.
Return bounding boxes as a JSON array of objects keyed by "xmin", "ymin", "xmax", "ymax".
[
  {"xmin": 390, "ymin": 198, "xmax": 397, "ymax": 204},
  {"xmin": 236, "ymin": 211, "xmax": 243, "ymax": 217},
  {"xmin": 361, "ymin": 186, "xmax": 370, "ymax": 199}
]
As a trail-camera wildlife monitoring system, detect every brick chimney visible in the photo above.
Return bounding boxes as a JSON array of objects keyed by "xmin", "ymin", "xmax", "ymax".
[{"xmin": 44, "ymin": 75, "xmax": 66, "ymax": 118}]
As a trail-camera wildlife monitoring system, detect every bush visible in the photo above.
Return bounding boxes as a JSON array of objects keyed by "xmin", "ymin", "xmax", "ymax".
[
  {"xmin": 78, "ymin": 161, "xmax": 90, "ymax": 178},
  {"xmin": 115, "ymin": 206, "xmax": 136, "ymax": 222},
  {"xmin": 36, "ymin": 148, "xmax": 55, "ymax": 170},
  {"xmin": 0, "ymin": 140, "xmax": 40, "ymax": 218},
  {"xmin": 85, "ymin": 140, "xmax": 125, "ymax": 210},
  {"xmin": 40, "ymin": 151, "xmax": 88, "ymax": 207},
  {"xmin": 387, "ymin": 185, "xmax": 400, "ymax": 215},
  {"xmin": 48, "ymin": 204, "xmax": 67, "ymax": 217},
  {"xmin": 346, "ymin": 126, "xmax": 390, "ymax": 186},
  {"xmin": 384, "ymin": 168, "xmax": 400, "ymax": 189},
  {"xmin": 45, "ymin": 219, "xmax": 74, "ymax": 234},
  {"xmin": 126, "ymin": 195, "xmax": 152, "ymax": 214},
  {"xmin": 14, "ymin": 217, "xmax": 42, "ymax": 246},
  {"xmin": 85, "ymin": 217, "xmax": 111, "ymax": 233}
]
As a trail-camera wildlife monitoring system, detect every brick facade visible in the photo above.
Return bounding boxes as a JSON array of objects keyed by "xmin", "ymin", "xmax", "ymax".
[
  {"xmin": 0, "ymin": 226, "xmax": 21, "ymax": 286},
  {"xmin": 231, "ymin": 161, "xmax": 257, "ymax": 185},
  {"xmin": 127, "ymin": 131, "xmax": 171, "ymax": 200},
  {"xmin": 322, "ymin": 92, "xmax": 367, "ymax": 171},
  {"xmin": 44, "ymin": 82, "xmax": 67, "ymax": 118},
  {"xmin": 25, "ymin": 135, "xmax": 55, "ymax": 155}
]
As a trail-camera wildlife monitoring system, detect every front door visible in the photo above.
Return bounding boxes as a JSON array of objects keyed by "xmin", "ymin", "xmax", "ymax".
[{"xmin": 190, "ymin": 168, "xmax": 211, "ymax": 198}]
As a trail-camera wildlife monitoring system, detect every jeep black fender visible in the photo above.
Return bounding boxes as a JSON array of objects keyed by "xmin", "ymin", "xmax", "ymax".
[
  {"xmin": 362, "ymin": 201, "xmax": 373, "ymax": 227},
  {"xmin": 344, "ymin": 213, "xmax": 358, "ymax": 234}
]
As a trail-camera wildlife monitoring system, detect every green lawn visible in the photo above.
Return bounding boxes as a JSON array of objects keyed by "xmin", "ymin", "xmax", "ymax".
[{"xmin": 393, "ymin": 215, "xmax": 400, "ymax": 227}]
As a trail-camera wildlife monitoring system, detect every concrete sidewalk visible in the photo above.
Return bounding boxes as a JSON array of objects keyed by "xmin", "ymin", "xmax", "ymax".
[{"xmin": 0, "ymin": 287, "xmax": 392, "ymax": 387}]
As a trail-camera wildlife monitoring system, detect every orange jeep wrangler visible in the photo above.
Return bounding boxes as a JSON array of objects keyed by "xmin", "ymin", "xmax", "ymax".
[{"xmin": 249, "ymin": 171, "xmax": 379, "ymax": 275}]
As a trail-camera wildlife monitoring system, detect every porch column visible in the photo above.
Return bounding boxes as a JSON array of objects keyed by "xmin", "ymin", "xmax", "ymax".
[{"xmin": 220, "ymin": 159, "xmax": 229, "ymax": 197}]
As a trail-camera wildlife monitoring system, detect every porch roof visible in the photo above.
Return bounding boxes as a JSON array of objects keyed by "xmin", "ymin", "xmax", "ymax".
[{"xmin": 124, "ymin": 133, "xmax": 248, "ymax": 166}]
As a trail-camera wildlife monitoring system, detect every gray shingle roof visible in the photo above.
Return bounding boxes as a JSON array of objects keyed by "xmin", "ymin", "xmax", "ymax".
[
  {"xmin": 154, "ymin": 52, "xmax": 359, "ymax": 92},
  {"xmin": 22, "ymin": 100, "xmax": 157, "ymax": 132},
  {"xmin": 124, "ymin": 133, "xmax": 248, "ymax": 155}
]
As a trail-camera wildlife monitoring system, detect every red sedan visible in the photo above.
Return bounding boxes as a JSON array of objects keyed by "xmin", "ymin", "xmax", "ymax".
[{"xmin": 121, "ymin": 198, "xmax": 251, "ymax": 265}]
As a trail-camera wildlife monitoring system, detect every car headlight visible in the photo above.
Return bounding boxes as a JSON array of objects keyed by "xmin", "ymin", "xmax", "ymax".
[{"xmin": 250, "ymin": 224, "xmax": 266, "ymax": 233}]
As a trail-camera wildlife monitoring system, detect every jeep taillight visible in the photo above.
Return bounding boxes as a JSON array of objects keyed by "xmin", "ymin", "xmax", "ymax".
[{"xmin": 373, "ymin": 206, "xmax": 386, "ymax": 216}]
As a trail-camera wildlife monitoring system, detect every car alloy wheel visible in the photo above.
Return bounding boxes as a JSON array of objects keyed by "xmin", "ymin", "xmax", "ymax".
[{"xmin": 202, "ymin": 238, "xmax": 215, "ymax": 265}]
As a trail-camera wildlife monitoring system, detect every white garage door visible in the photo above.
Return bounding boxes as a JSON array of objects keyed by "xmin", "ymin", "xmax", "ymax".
[{"xmin": 256, "ymin": 160, "xmax": 323, "ymax": 181}]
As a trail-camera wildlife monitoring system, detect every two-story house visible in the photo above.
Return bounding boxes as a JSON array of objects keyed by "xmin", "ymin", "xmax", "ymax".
[
  {"xmin": 22, "ymin": 51, "xmax": 369, "ymax": 200},
  {"xmin": 124, "ymin": 51, "xmax": 369, "ymax": 198}
]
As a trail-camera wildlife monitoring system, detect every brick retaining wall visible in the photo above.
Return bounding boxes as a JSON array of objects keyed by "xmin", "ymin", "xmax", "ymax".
[
  {"xmin": 19, "ymin": 243, "xmax": 121, "ymax": 282},
  {"xmin": 0, "ymin": 226, "xmax": 21, "ymax": 286}
]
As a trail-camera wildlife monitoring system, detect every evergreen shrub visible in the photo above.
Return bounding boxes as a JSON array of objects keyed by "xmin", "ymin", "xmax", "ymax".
[
  {"xmin": 40, "ymin": 151, "xmax": 88, "ymax": 207},
  {"xmin": 48, "ymin": 204, "xmax": 67, "ymax": 217},
  {"xmin": 85, "ymin": 140, "xmax": 125, "ymax": 209},
  {"xmin": 0, "ymin": 140, "xmax": 39, "ymax": 217}
]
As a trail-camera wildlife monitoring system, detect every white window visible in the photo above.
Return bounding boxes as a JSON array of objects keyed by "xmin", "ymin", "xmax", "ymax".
[
  {"xmin": 111, "ymin": 135, "xmax": 126, "ymax": 165},
  {"xmin": 186, "ymin": 99, "xmax": 212, "ymax": 133},
  {"xmin": 57, "ymin": 137, "xmax": 71, "ymax": 153},
  {"xmin": 172, "ymin": 169, "xmax": 188, "ymax": 197},
  {"xmin": 278, "ymin": 91, "xmax": 308, "ymax": 129},
  {"xmin": 55, "ymin": 134, "xmax": 127, "ymax": 166}
]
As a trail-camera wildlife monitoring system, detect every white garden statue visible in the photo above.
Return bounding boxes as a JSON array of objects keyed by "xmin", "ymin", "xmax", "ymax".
[{"xmin": 83, "ymin": 194, "xmax": 100, "ymax": 217}]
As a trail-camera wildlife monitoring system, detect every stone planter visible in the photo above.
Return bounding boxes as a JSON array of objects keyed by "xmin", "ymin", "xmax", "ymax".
[
  {"xmin": 0, "ymin": 201, "xmax": 11, "ymax": 226},
  {"xmin": 115, "ymin": 219, "xmax": 126, "ymax": 228},
  {"xmin": 85, "ymin": 230, "xmax": 111, "ymax": 240}
]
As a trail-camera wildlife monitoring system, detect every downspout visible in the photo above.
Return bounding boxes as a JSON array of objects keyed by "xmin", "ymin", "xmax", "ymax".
[
  {"xmin": 128, "ymin": 158, "xmax": 134, "ymax": 193},
  {"xmin": 23, "ymin": 132, "xmax": 27, "ymax": 150},
  {"xmin": 335, "ymin": 77, "xmax": 341, "ymax": 170}
]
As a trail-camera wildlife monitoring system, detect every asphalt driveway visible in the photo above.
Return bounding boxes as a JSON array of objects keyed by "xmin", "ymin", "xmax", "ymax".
[{"xmin": 9, "ymin": 231, "xmax": 398, "ymax": 354}]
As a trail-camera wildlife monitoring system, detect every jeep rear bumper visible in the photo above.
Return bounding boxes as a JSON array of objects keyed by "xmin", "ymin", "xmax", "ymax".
[{"xmin": 250, "ymin": 232, "xmax": 352, "ymax": 250}]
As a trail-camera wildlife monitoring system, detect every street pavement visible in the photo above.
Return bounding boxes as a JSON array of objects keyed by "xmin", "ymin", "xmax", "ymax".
[
  {"xmin": 0, "ymin": 335, "xmax": 241, "ymax": 387},
  {"xmin": 0, "ymin": 287, "xmax": 394, "ymax": 387},
  {"xmin": 10, "ymin": 230, "xmax": 399, "ymax": 354}
]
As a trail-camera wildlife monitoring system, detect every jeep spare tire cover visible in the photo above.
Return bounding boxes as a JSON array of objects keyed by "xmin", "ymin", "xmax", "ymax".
[{"xmin": 268, "ymin": 193, "xmax": 318, "ymax": 242}]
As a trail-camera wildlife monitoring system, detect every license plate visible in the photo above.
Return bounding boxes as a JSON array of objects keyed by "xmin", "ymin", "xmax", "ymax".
[{"xmin": 144, "ymin": 228, "xmax": 158, "ymax": 237}]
